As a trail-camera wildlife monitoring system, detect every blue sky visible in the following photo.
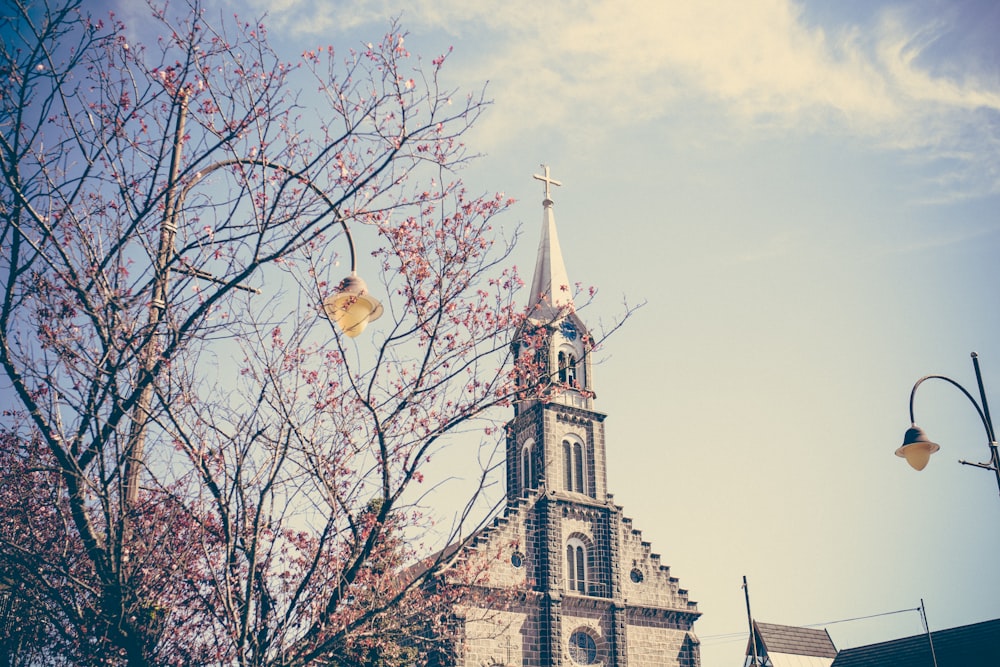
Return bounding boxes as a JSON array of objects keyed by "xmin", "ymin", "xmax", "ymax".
[{"xmin": 125, "ymin": 0, "xmax": 1000, "ymax": 664}]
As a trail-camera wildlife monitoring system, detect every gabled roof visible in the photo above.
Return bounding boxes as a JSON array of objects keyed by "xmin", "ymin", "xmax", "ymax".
[
  {"xmin": 831, "ymin": 617, "xmax": 1000, "ymax": 667},
  {"xmin": 753, "ymin": 622, "xmax": 838, "ymax": 658},
  {"xmin": 746, "ymin": 621, "xmax": 838, "ymax": 667}
]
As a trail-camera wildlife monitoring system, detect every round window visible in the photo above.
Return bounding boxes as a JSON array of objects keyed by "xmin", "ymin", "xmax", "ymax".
[
  {"xmin": 511, "ymin": 551, "xmax": 524, "ymax": 568},
  {"xmin": 568, "ymin": 630, "xmax": 598, "ymax": 665},
  {"xmin": 630, "ymin": 568, "xmax": 644, "ymax": 583}
]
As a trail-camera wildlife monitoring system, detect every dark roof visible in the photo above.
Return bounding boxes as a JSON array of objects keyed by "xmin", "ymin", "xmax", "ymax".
[
  {"xmin": 831, "ymin": 618, "xmax": 1000, "ymax": 667},
  {"xmin": 753, "ymin": 622, "xmax": 838, "ymax": 658}
]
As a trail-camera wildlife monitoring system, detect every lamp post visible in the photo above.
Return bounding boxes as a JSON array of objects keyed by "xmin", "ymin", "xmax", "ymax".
[
  {"xmin": 124, "ymin": 94, "xmax": 382, "ymax": 505},
  {"xmin": 896, "ymin": 352, "xmax": 1000, "ymax": 496}
]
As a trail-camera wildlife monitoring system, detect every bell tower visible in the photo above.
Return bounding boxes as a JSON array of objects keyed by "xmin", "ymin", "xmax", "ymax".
[
  {"xmin": 456, "ymin": 166, "xmax": 699, "ymax": 667},
  {"xmin": 507, "ymin": 166, "xmax": 608, "ymax": 506}
]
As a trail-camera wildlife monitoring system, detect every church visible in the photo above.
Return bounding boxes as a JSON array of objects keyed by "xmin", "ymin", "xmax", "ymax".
[{"xmin": 444, "ymin": 168, "xmax": 701, "ymax": 667}]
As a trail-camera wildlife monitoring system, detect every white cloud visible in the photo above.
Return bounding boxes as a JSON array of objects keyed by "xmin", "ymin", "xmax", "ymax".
[{"xmin": 258, "ymin": 0, "xmax": 1000, "ymax": 194}]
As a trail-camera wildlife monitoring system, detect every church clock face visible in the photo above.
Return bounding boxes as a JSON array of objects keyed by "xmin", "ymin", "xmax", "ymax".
[
  {"xmin": 568, "ymin": 630, "xmax": 598, "ymax": 665},
  {"xmin": 560, "ymin": 319, "xmax": 578, "ymax": 341}
]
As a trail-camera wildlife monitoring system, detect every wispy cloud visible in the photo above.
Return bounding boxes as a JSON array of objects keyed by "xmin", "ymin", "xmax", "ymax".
[{"xmin": 259, "ymin": 0, "xmax": 1000, "ymax": 195}]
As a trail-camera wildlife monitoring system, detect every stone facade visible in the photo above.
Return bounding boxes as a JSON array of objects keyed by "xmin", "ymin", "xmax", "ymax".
[{"xmin": 446, "ymin": 178, "xmax": 701, "ymax": 667}]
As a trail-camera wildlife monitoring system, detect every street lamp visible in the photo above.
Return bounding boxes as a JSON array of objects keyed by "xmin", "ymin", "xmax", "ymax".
[
  {"xmin": 322, "ymin": 272, "xmax": 383, "ymax": 338},
  {"xmin": 169, "ymin": 155, "xmax": 383, "ymax": 338},
  {"xmin": 160, "ymin": 95, "xmax": 382, "ymax": 340},
  {"xmin": 125, "ymin": 95, "xmax": 382, "ymax": 505},
  {"xmin": 897, "ymin": 352, "xmax": 1000, "ymax": 496}
]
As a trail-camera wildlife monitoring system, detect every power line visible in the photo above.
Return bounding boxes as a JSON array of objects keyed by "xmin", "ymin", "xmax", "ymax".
[
  {"xmin": 699, "ymin": 606, "xmax": 922, "ymax": 645},
  {"xmin": 810, "ymin": 607, "xmax": 921, "ymax": 628}
]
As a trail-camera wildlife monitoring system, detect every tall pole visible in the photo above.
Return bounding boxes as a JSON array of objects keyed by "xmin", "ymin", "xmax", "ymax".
[
  {"xmin": 123, "ymin": 93, "xmax": 188, "ymax": 508},
  {"xmin": 743, "ymin": 575, "xmax": 761, "ymax": 667},
  {"xmin": 968, "ymin": 353, "xmax": 1000, "ymax": 494}
]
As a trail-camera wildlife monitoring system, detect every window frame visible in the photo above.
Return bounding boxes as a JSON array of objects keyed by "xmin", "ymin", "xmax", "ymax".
[
  {"xmin": 521, "ymin": 438, "xmax": 536, "ymax": 491},
  {"xmin": 568, "ymin": 628, "xmax": 599, "ymax": 665},
  {"xmin": 566, "ymin": 536, "xmax": 588, "ymax": 594},
  {"xmin": 562, "ymin": 436, "xmax": 587, "ymax": 494}
]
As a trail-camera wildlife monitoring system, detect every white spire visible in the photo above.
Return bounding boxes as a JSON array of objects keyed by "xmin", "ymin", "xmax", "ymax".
[{"xmin": 527, "ymin": 165, "xmax": 572, "ymax": 322}]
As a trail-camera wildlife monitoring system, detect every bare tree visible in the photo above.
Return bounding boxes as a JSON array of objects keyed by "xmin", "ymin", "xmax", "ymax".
[{"xmin": 0, "ymin": 1, "xmax": 544, "ymax": 664}]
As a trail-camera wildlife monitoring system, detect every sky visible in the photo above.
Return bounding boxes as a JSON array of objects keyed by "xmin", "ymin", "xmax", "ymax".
[{"xmin": 122, "ymin": 0, "xmax": 1000, "ymax": 664}]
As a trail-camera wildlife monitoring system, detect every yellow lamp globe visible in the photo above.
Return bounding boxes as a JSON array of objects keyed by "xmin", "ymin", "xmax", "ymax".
[
  {"xmin": 322, "ymin": 273, "xmax": 383, "ymax": 338},
  {"xmin": 895, "ymin": 426, "xmax": 940, "ymax": 471}
]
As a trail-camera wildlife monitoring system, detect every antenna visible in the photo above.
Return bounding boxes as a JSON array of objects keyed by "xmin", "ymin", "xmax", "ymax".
[{"xmin": 743, "ymin": 575, "xmax": 762, "ymax": 667}]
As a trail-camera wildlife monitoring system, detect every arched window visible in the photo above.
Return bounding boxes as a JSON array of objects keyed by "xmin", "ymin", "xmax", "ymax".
[
  {"xmin": 521, "ymin": 439, "xmax": 536, "ymax": 490},
  {"xmin": 515, "ymin": 339, "xmax": 544, "ymax": 391},
  {"xmin": 573, "ymin": 441, "xmax": 584, "ymax": 491},
  {"xmin": 562, "ymin": 440, "xmax": 572, "ymax": 491},
  {"xmin": 566, "ymin": 353, "xmax": 577, "ymax": 386},
  {"xmin": 558, "ymin": 350, "xmax": 578, "ymax": 386},
  {"xmin": 562, "ymin": 437, "xmax": 586, "ymax": 494},
  {"xmin": 566, "ymin": 537, "xmax": 588, "ymax": 594}
]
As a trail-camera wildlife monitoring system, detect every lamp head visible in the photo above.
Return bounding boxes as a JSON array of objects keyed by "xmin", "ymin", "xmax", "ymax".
[
  {"xmin": 895, "ymin": 425, "xmax": 940, "ymax": 471},
  {"xmin": 322, "ymin": 273, "xmax": 383, "ymax": 338}
]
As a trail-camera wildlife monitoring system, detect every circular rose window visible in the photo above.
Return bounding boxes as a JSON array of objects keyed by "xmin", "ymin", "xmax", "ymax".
[{"xmin": 568, "ymin": 630, "xmax": 598, "ymax": 665}]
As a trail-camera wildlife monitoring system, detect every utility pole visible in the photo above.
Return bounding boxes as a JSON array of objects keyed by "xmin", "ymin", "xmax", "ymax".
[
  {"xmin": 743, "ymin": 575, "xmax": 761, "ymax": 667},
  {"xmin": 123, "ymin": 93, "xmax": 188, "ymax": 508}
]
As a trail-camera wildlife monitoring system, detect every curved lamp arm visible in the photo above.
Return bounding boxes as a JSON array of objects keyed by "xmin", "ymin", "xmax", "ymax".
[
  {"xmin": 172, "ymin": 157, "xmax": 381, "ymax": 337},
  {"xmin": 907, "ymin": 375, "xmax": 995, "ymax": 444},
  {"xmin": 176, "ymin": 157, "xmax": 358, "ymax": 273},
  {"xmin": 898, "ymin": 353, "xmax": 1000, "ymax": 497}
]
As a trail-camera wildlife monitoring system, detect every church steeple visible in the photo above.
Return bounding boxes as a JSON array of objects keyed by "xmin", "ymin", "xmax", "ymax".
[
  {"xmin": 510, "ymin": 165, "xmax": 602, "ymax": 501},
  {"xmin": 453, "ymin": 166, "xmax": 702, "ymax": 667},
  {"xmin": 515, "ymin": 166, "xmax": 594, "ymax": 417},
  {"xmin": 527, "ymin": 165, "xmax": 573, "ymax": 323}
]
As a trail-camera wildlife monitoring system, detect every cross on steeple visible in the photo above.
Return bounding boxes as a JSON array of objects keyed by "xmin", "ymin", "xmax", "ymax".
[{"xmin": 533, "ymin": 164, "xmax": 562, "ymax": 202}]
